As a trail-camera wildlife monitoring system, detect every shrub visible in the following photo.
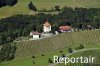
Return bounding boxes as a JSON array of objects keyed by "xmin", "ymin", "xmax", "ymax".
[
  {"xmin": 28, "ymin": 1, "xmax": 37, "ymax": 11},
  {"xmin": 48, "ymin": 58, "xmax": 53, "ymax": 63},
  {"xmin": 80, "ymin": 44, "xmax": 84, "ymax": 49},
  {"xmin": 59, "ymin": 50, "xmax": 63, "ymax": 53},
  {"xmin": 68, "ymin": 48, "xmax": 73, "ymax": 53},
  {"xmin": 75, "ymin": 44, "xmax": 84, "ymax": 50},
  {"xmin": 55, "ymin": 5, "xmax": 61, "ymax": 11},
  {"xmin": 42, "ymin": 54, "xmax": 45, "ymax": 56},
  {"xmin": 32, "ymin": 55, "xmax": 36, "ymax": 58},
  {"xmin": 32, "ymin": 60, "xmax": 35, "ymax": 64},
  {"xmin": 61, "ymin": 53, "xmax": 66, "ymax": 57}
]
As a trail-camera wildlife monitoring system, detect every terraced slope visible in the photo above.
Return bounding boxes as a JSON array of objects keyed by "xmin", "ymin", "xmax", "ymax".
[{"xmin": 15, "ymin": 30, "xmax": 100, "ymax": 58}]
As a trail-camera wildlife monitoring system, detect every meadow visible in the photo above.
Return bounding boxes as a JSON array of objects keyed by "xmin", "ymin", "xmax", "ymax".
[
  {"xmin": 0, "ymin": 48, "xmax": 68, "ymax": 66},
  {"xmin": 56, "ymin": 49, "xmax": 100, "ymax": 66},
  {"xmin": 0, "ymin": 30, "xmax": 100, "ymax": 66},
  {"xmin": 0, "ymin": 0, "xmax": 100, "ymax": 18}
]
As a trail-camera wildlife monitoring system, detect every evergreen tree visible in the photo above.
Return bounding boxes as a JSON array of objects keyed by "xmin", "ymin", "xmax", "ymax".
[
  {"xmin": 55, "ymin": 5, "xmax": 60, "ymax": 11},
  {"xmin": 5, "ymin": 0, "xmax": 17, "ymax": 6},
  {"xmin": 28, "ymin": 1, "xmax": 37, "ymax": 11}
]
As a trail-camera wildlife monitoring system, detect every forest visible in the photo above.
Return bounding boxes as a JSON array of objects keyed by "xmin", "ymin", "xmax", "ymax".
[{"xmin": 0, "ymin": 7, "xmax": 100, "ymax": 45}]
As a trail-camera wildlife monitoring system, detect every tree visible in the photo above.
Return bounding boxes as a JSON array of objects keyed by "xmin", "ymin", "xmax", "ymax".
[
  {"xmin": 61, "ymin": 6, "xmax": 74, "ymax": 19},
  {"xmin": 0, "ymin": 0, "xmax": 17, "ymax": 7},
  {"xmin": 41, "ymin": 54, "xmax": 45, "ymax": 56},
  {"xmin": 75, "ymin": 44, "xmax": 84, "ymax": 50},
  {"xmin": 32, "ymin": 55, "xmax": 36, "ymax": 58},
  {"xmin": 5, "ymin": 0, "xmax": 17, "ymax": 6},
  {"xmin": 52, "ymin": 23, "xmax": 59, "ymax": 32},
  {"xmin": 36, "ymin": 24, "xmax": 43, "ymax": 33},
  {"xmin": 59, "ymin": 50, "xmax": 63, "ymax": 53},
  {"xmin": 32, "ymin": 60, "xmax": 35, "ymax": 64},
  {"xmin": 7, "ymin": 36, "xmax": 13, "ymax": 43},
  {"xmin": 80, "ymin": 44, "xmax": 84, "ymax": 49},
  {"xmin": 55, "ymin": 5, "xmax": 60, "ymax": 11},
  {"xmin": 0, "ymin": 43, "xmax": 16, "ymax": 62},
  {"xmin": 0, "ymin": 0, "xmax": 6, "ymax": 7},
  {"xmin": 68, "ymin": 48, "xmax": 73, "ymax": 53},
  {"xmin": 7, "ymin": 53, "xmax": 14, "ymax": 60},
  {"xmin": 92, "ymin": 16, "xmax": 100, "ymax": 29},
  {"xmin": 0, "ymin": 36, "xmax": 3, "ymax": 45},
  {"xmin": 28, "ymin": 1, "xmax": 37, "ymax": 11},
  {"xmin": 0, "ymin": 35, "xmax": 7, "ymax": 45},
  {"xmin": 61, "ymin": 53, "xmax": 66, "ymax": 57},
  {"xmin": 48, "ymin": 58, "xmax": 53, "ymax": 63}
]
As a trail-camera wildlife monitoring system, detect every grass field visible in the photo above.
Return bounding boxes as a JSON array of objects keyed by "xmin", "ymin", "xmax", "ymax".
[
  {"xmin": 0, "ymin": 48, "xmax": 68, "ymax": 66},
  {"xmin": 0, "ymin": 30, "xmax": 100, "ymax": 66},
  {"xmin": 56, "ymin": 49, "xmax": 100, "ymax": 66},
  {"xmin": 0, "ymin": 0, "xmax": 100, "ymax": 18}
]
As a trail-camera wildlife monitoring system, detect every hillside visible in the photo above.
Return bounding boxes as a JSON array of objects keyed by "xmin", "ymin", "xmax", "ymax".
[
  {"xmin": 57, "ymin": 49, "xmax": 100, "ymax": 66},
  {"xmin": 0, "ymin": 0, "xmax": 100, "ymax": 18},
  {"xmin": 15, "ymin": 30, "xmax": 100, "ymax": 58},
  {"xmin": 0, "ymin": 30, "xmax": 100, "ymax": 66}
]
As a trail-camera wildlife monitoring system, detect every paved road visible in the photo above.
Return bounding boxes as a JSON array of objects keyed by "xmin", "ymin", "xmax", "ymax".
[{"xmin": 48, "ymin": 48, "xmax": 100, "ymax": 66}]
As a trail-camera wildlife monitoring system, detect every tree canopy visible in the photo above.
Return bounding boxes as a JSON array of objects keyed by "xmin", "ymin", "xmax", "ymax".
[
  {"xmin": 0, "ymin": 0, "xmax": 17, "ymax": 7},
  {"xmin": 28, "ymin": 1, "xmax": 37, "ymax": 11}
]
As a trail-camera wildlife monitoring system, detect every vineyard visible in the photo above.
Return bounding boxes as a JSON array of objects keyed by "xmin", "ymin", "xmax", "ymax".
[
  {"xmin": 1, "ymin": 30, "xmax": 100, "ymax": 66},
  {"xmin": 15, "ymin": 30, "xmax": 100, "ymax": 58}
]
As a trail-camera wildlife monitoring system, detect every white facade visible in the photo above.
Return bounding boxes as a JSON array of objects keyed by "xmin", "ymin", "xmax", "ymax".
[
  {"xmin": 33, "ymin": 35, "xmax": 39, "ymax": 39},
  {"xmin": 43, "ymin": 26, "xmax": 51, "ymax": 32},
  {"xmin": 30, "ymin": 31, "xmax": 40, "ymax": 39},
  {"xmin": 55, "ymin": 31, "xmax": 59, "ymax": 35}
]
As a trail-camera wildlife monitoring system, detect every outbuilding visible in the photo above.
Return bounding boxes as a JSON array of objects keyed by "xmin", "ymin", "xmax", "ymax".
[
  {"xmin": 30, "ymin": 31, "xmax": 40, "ymax": 39},
  {"xmin": 59, "ymin": 26, "xmax": 72, "ymax": 32}
]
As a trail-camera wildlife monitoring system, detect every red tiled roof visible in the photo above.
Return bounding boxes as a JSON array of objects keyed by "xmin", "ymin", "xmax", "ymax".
[
  {"xmin": 30, "ymin": 31, "xmax": 40, "ymax": 35},
  {"xmin": 59, "ymin": 26, "xmax": 71, "ymax": 31},
  {"xmin": 44, "ymin": 21, "xmax": 51, "ymax": 27}
]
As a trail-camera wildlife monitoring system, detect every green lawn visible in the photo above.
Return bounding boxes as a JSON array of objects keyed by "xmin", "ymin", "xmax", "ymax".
[
  {"xmin": 56, "ymin": 49, "xmax": 100, "ymax": 66},
  {"xmin": 0, "ymin": 48, "xmax": 68, "ymax": 66},
  {"xmin": 0, "ymin": 0, "xmax": 100, "ymax": 18}
]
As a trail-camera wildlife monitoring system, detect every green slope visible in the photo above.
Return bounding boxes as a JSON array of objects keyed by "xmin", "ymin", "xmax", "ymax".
[
  {"xmin": 15, "ymin": 30, "xmax": 100, "ymax": 58},
  {"xmin": 0, "ymin": 0, "xmax": 100, "ymax": 18},
  {"xmin": 0, "ymin": 48, "xmax": 68, "ymax": 66},
  {"xmin": 0, "ymin": 30, "xmax": 100, "ymax": 66},
  {"xmin": 57, "ymin": 49, "xmax": 100, "ymax": 66}
]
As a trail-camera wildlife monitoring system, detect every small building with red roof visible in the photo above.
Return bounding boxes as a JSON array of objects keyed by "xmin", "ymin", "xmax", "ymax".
[
  {"xmin": 59, "ymin": 26, "xmax": 72, "ymax": 32},
  {"xmin": 30, "ymin": 31, "xmax": 40, "ymax": 39}
]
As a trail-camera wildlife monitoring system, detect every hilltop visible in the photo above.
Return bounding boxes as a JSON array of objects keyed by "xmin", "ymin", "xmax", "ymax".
[{"xmin": 0, "ymin": 0, "xmax": 100, "ymax": 18}]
